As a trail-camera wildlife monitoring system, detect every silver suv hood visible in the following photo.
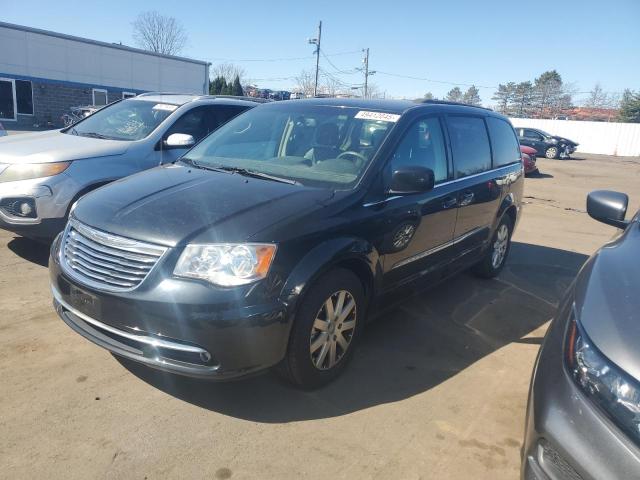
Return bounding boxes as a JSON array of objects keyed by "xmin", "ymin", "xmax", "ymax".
[{"xmin": 0, "ymin": 130, "xmax": 130, "ymax": 164}]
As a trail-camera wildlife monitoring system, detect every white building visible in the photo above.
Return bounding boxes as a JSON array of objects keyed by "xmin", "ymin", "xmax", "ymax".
[{"xmin": 0, "ymin": 21, "xmax": 209, "ymax": 127}]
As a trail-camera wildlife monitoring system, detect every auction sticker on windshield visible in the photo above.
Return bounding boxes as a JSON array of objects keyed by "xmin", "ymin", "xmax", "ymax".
[
  {"xmin": 152, "ymin": 104, "xmax": 178, "ymax": 112},
  {"xmin": 355, "ymin": 111, "xmax": 401, "ymax": 122}
]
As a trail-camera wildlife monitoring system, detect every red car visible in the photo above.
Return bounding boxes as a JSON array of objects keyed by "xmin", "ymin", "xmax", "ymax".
[{"xmin": 520, "ymin": 145, "xmax": 539, "ymax": 176}]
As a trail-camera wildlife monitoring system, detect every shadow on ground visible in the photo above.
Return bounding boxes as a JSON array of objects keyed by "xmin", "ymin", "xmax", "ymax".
[
  {"xmin": 120, "ymin": 242, "xmax": 587, "ymax": 422},
  {"xmin": 7, "ymin": 237, "xmax": 51, "ymax": 267},
  {"xmin": 528, "ymin": 172, "xmax": 554, "ymax": 179}
]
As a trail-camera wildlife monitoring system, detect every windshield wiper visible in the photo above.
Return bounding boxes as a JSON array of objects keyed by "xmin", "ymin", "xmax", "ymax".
[
  {"xmin": 213, "ymin": 166, "xmax": 300, "ymax": 185},
  {"xmin": 78, "ymin": 132, "xmax": 111, "ymax": 139}
]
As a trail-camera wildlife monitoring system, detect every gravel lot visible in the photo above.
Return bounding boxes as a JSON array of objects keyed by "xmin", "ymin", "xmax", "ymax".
[{"xmin": 1, "ymin": 153, "xmax": 639, "ymax": 479}]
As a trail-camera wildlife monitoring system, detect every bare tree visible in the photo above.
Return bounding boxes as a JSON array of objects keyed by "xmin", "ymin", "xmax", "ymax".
[
  {"xmin": 132, "ymin": 11, "xmax": 187, "ymax": 55},
  {"xmin": 584, "ymin": 83, "xmax": 619, "ymax": 109},
  {"xmin": 211, "ymin": 63, "xmax": 247, "ymax": 85},
  {"xmin": 295, "ymin": 70, "xmax": 316, "ymax": 97}
]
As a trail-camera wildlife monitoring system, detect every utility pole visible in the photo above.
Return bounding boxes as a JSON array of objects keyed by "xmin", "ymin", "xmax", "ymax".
[
  {"xmin": 363, "ymin": 48, "xmax": 369, "ymax": 99},
  {"xmin": 361, "ymin": 48, "xmax": 375, "ymax": 99},
  {"xmin": 308, "ymin": 21, "xmax": 322, "ymax": 97}
]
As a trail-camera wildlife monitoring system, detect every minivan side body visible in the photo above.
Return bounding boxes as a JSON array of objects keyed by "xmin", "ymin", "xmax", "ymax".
[{"xmin": 49, "ymin": 99, "xmax": 524, "ymax": 388}]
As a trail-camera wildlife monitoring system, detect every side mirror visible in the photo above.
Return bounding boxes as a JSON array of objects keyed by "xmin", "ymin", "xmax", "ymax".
[
  {"xmin": 587, "ymin": 190, "xmax": 629, "ymax": 229},
  {"xmin": 390, "ymin": 166, "xmax": 435, "ymax": 194},
  {"xmin": 164, "ymin": 133, "xmax": 195, "ymax": 150}
]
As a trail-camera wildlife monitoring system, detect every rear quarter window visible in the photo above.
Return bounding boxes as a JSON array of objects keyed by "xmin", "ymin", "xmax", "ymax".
[
  {"xmin": 486, "ymin": 117, "xmax": 521, "ymax": 167},
  {"xmin": 446, "ymin": 116, "xmax": 492, "ymax": 178}
]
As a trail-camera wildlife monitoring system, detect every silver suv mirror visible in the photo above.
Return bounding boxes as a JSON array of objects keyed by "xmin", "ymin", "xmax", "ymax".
[{"xmin": 165, "ymin": 133, "xmax": 195, "ymax": 149}]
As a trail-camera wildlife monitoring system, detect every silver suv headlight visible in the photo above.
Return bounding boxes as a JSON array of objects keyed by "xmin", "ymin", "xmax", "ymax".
[
  {"xmin": 566, "ymin": 311, "xmax": 640, "ymax": 445},
  {"xmin": 173, "ymin": 243, "xmax": 277, "ymax": 286}
]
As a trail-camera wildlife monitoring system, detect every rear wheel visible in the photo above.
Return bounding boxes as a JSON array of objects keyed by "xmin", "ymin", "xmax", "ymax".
[
  {"xmin": 277, "ymin": 269, "xmax": 365, "ymax": 389},
  {"xmin": 545, "ymin": 146, "xmax": 559, "ymax": 159},
  {"xmin": 472, "ymin": 216, "xmax": 513, "ymax": 278}
]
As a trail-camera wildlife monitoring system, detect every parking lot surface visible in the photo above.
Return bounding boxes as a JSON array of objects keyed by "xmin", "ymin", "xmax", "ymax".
[{"xmin": 1, "ymin": 154, "xmax": 639, "ymax": 479}]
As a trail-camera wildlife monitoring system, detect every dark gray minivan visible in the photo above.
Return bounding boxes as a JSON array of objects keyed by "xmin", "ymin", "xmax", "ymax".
[{"xmin": 50, "ymin": 98, "xmax": 524, "ymax": 389}]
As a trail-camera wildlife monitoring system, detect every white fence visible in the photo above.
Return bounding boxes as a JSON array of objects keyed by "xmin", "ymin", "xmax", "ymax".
[{"xmin": 509, "ymin": 118, "xmax": 640, "ymax": 157}]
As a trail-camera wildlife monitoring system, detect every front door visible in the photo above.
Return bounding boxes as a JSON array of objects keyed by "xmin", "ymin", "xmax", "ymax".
[{"xmin": 378, "ymin": 115, "xmax": 458, "ymax": 289}]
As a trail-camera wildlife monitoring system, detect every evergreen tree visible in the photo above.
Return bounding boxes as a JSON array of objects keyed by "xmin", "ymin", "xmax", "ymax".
[
  {"xmin": 209, "ymin": 76, "xmax": 227, "ymax": 95},
  {"xmin": 231, "ymin": 75, "xmax": 244, "ymax": 96},
  {"xmin": 492, "ymin": 82, "xmax": 515, "ymax": 114},
  {"xmin": 532, "ymin": 70, "xmax": 572, "ymax": 117},
  {"xmin": 512, "ymin": 81, "xmax": 535, "ymax": 117},
  {"xmin": 423, "ymin": 92, "xmax": 434, "ymax": 100},
  {"xmin": 446, "ymin": 87, "xmax": 463, "ymax": 102},
  {"xmin": 462, "ymin": 85, "xmax": 482, "ymax": 106},
  {"xmin": 619, "ymin": 89, "xmax": 640, "ymax": 123}
]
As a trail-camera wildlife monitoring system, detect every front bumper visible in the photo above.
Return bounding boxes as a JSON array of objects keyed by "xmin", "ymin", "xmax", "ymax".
[
  {"xmin": 0, "ymin": 175, "xmax": 76, "ymax": 238},
  {"xmin": 522, "ymin": 298, "xmax": 640, "ymax": 479},
  {"xmin": 49, "ymin": 237, "xmax": 291, "ymax": 380}
]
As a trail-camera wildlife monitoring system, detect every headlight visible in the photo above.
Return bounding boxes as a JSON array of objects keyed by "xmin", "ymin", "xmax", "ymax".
[
  {"xmin": 174, "ymin": 243, "xmax": 276, "ymax": 286},
  {"xmin": 566, "ymin": 313, "xmax": 640, "ymax": 445},
  {"xmin": 0, "ymin": 162, "xmax": 72, "ymax": 183}
]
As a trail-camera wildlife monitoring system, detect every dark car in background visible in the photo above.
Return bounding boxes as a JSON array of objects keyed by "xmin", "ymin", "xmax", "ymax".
[
  {"xmin": 50, "ymin": 98, "xmax": 524, "ymax": 389},
  {"xmin": 515, "ymin": 127, "xmax": 578, "ymax": 159},
  {"xmin": 522, "ymin": 190, "xmax": 640, "ymax": 479}
]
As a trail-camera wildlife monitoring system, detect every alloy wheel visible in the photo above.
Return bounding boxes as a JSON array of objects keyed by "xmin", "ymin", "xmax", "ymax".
[
  {"xmin": 309, "ymin": 290, "xmax": 357, "ymax": 370},
  {"xmin": 491, "ymin": 224, "xmax": 509, "ymax": 269},
  {"xmin": 545, "ymin": 147, "xmax": 558, "ymax": 159}
]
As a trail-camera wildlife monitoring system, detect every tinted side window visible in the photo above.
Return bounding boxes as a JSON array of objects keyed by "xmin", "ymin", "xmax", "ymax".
[
  {"xmin": 446, "ymin": 116, "xmax": 491, "ymax": 178},
  {"xmin": 524, "ymin": 129, "xmax": 543, "ymax": 140},
  {"xmin": 166, "ymin": 106, "xmax": 210, "ymax": 142},
  {"xmin": 487, "ymin": 117, "xmax": 520, "ymax": 167},
  {"xmin": 210, "ymin": 105, "xmax": 248, "ymax": 131},
  {"xmin": 390, "ymin": 117, "xmax": 448, "ymax": 183}
]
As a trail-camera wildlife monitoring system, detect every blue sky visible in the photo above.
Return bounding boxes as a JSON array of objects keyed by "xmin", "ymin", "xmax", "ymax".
[{"xmin": 3, "ymin": 0, "xmax": 639, "ymax": 103}]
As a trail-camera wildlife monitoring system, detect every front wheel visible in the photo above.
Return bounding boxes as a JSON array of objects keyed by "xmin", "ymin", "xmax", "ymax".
[
  {"xmin": 545, "ymin": 146, "xmax": 559, "ymax": 159},
  {"xmin": 472, "ymin": 216, "xmax": 513, "ymax": 278},
  {"xmin": 277, "ymin": 268, "xmax": 365, "ymax": 389}
]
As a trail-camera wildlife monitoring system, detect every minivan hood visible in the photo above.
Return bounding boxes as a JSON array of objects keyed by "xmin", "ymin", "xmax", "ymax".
[
  {"xmin": 72, "ymin": 164, "xmax": 333, "ymax": 246},
  {"xmin": 0, "ymin": 130, "xmax": 130, "ymax": 164},
  {"xmin": 575, "ymin": 221, "xmax": 640, "ymax": 381}
]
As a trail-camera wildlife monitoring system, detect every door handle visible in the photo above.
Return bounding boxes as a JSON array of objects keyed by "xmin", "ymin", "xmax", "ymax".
[
  {"xmin": 459, "ymin": 191, "xmax": 475, "ymax": 206},
  {"xmin": 442, "ymin": 196, "xmax": 457, "ymax": 209}
]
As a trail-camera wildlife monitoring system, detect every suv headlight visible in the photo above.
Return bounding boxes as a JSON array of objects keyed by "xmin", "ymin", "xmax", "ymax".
[
  {"xmin": 174, "ymin": 243, "xmax": 276, "ymax": 286},
  {"xmin": 566, "ymin": 312, "xmax": 640, "ymax": 445},
  {"xmin": 0, "ymin": 162, "xmax": 71, "ymax": 183}
]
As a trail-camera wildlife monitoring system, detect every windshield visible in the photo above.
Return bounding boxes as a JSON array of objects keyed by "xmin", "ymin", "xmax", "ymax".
[
  {"xmin": 184, "ymin": 104, "xmax": 399, "ymax": 188},
  {"xmin": 64, "ymin": 99, "xmax": 179, "ymax": 141}
]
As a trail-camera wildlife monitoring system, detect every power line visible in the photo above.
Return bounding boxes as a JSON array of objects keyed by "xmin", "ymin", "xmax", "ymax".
[
  {"xmin": 207, "ymin": 50, "xmax": 361, "ymax": 63},
  {"xmin": 319, "ymin": 49, "xmax": 359, "ymax": 75},
  {"xmin": 375, "ymin": 71, "xmax": 496, "ymax": 89}
]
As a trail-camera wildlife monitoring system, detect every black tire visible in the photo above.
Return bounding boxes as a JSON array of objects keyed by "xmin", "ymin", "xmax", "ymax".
[
  {"xmin": 545, "ymin": 146, "xmax": 559, "ymax": 159},
  {"xmin": 472, "ymin": 216, "xmax": 513, "ymax": 279},
  {"xmin": 277, "ymin": 268, "xmax": 366, "ymax": 389}
]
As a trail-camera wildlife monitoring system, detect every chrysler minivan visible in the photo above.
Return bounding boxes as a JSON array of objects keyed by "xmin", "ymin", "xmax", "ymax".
[{"xmin": 50, "ymin": 98, "xmax": 524, "ymax": 389}]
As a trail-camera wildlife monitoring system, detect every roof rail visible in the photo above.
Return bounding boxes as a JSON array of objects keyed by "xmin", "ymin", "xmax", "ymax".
[
  {"xmin": 420, "ymin": 99, "xmax": 492, "ymax": 111},
  {"xmin": 201, "ymin": 95, "xmax": 272, "ymax": 103}
]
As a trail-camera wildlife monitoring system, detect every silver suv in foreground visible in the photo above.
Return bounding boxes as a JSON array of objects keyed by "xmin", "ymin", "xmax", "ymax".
[
  {"xmin": 522, "ymin": 190, "xmax": 640, "ymax": 479},
  {"xmin": 0, "ymin": 93, "xmax": 260, "ymax": 239}
]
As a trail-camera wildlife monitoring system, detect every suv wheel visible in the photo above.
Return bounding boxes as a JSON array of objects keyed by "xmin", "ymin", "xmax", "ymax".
[
  {"xmin": 545, "ymin": 146, "xmax": 559, "ymax": 159},
  {"xmin": 472, "ymin": 216, "xmax": 513, "ymax": 278},
  {"xmin": 277, "ymin": 269, "xmax": 365, "ymax": 389}
]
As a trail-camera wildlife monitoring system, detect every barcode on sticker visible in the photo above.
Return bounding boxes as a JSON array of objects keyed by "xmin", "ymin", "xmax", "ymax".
[{"xmin": 355, "ymin": 111, "xmax": 401, "ymax": 122}]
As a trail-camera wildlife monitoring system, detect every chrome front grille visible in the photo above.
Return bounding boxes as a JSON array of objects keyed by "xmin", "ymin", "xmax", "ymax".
[{"xmin": 60, "ymin": 219, "xmax": 167, "ymax": 291}]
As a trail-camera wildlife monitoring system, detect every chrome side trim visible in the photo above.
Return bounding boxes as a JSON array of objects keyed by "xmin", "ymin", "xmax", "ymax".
[
  {"xmin": 363, "ymin": 163, "xmax": 520, "ymax": 208},
  {"xmin": 51, "ymin": 285, "xmax": 207, "ymax": 355},
  {"xmin": 391, "ymin": 225, "xmax": 488, "ymax": 270}
]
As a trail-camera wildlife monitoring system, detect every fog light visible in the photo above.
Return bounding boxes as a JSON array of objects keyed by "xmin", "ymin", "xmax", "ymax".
[{"xmin": 19, "ymin": 201, "xmax": 33, "ymax": 216}]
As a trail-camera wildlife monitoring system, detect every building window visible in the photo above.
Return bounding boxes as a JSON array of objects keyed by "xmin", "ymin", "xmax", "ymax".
[
  {"xmin": 16, "ymin": 80, "xmax": 33, "ymax": 115},
  {"xmin": 92, "ymin": 88, "xmax": 108, "ymax": 106},
  {"xmin": 122, "ymin": 92, "xmax": 136, "ymax": 99},
  {"xmin": 0, "ymin": 78, "xmax": 16, "ymax": 120}
]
